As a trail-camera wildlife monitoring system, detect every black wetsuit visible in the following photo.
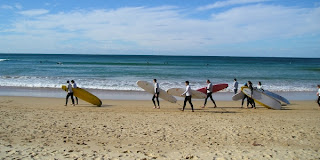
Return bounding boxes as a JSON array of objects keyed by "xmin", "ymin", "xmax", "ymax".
[
  {"xmin": 152, "ymin": 92, "xmax": 160, "ymax": 106},
  {"xmin": 248, "ymin": 85, "xmax": 256, "ymax": 108},
  {"xmin": 204, "ymin": 92, "xmax": 216, "ymax": 107},
  {"xmin": 183, "ymin": 96, "xmax": 194, "ymax": 111}
]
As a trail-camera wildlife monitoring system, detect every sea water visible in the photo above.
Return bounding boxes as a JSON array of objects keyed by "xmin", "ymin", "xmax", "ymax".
[{"xmin": 0, "ymin": 54, "xmax": 319, "ymax": 93}]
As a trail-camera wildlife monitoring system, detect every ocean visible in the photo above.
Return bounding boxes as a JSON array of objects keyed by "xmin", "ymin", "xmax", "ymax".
[{"xmin": 0, "ymin": 54, "xmax": 319, "ymax": 93}]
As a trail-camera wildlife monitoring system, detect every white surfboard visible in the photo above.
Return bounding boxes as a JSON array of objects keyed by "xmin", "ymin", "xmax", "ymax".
[
  {"xmin": 167, "ymin": 88, "xmax": 207, "ymax": 99},
  {"xmin": 241, "ymin": 86, "xmax": 281, "ymax": 110},
  {"xmin": 137, "ymin": 81, "xmax": 177, "ymax": 103},
  {"xmin": 263, "ymin": 90, "xmax": 290, "ymax": 105},
  {"xmin": 232, "ymin": 92, "xmax": 245, "ymax": 101}
]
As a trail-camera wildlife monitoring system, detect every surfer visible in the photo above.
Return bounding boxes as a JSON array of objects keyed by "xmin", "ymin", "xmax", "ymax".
[
  {"xmin": 152, "ymin": 79, "xmax": 160, "ymax": 109},
  {"xmin": 181, "ymin": 81, "xmax": 194, "ymax": 112},
  {"xmin": 257, "ymin": 81, "xmax": 264, "ymax": 91},
  {"xmin": 65, "ymin": 80, "xmax": 75, "ymax": 106},
  {"xmin": 233, "ymin": 78, "xmax": 239, "ymax": 94},
  {"xmin": 317, "ymin": 85, "xmax": 320, "ymax": 107},
  {"xmin": 247, "ymin": 81, "xmax": 256, "ymax": 109},
  {"xmin": 241, "ymin": 83, "xmax": 248, "ymax": 108},
  {"xmin": 202, "ymin": 80, "xmax": 217, "ymax": 108},
  {"xmin": 71, "ymin": 80, "xmax": 79, "ymax": 105}
]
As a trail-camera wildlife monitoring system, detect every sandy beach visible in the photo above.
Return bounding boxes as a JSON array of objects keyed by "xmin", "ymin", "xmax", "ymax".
[{"xmin": 1, "ymin": 96, "xmax": 320, "ymax": 159}]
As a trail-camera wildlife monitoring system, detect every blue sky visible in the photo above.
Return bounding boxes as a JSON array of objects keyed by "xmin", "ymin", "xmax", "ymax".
[{"xmin": 0, "ymin": 0, "xmax": 319, "ymax": 57}]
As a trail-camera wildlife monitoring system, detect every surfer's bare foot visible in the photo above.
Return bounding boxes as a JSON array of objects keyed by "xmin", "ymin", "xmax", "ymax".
[
  {"xmin": 157, "ymin": 106, "xmax": 160, "ymax": 109},
  {"xmin": 153, "ymin": 106, "xmax": 156, "ymax": 109},
  {"xmin": 192, "ymin": 110, "xmax": 194, "ymax": 112}
]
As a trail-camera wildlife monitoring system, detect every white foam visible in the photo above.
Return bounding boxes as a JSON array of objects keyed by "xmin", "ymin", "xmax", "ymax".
[
  {"xmin": 0, "ymin": 76, "xmax": 317, "ymax": 92},
  {"xmin": 0, "ymin": 59, "xmax": 9, "ymax": 62}
]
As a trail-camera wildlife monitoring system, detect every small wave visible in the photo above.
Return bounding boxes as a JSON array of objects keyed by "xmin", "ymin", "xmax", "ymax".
[{"xmin": 0, "ymin": 59, "xmax": 9, "ymax": 62}]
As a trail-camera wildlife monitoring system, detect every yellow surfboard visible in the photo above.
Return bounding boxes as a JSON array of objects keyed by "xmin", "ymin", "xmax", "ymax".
[{"xmin": 62, "ymin": 85, "xmax": 102, "ymax": 107}]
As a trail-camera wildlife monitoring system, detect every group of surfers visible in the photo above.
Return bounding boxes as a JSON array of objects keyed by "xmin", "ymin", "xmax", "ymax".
[
  {"xmin": 63, "ymin": 79, "xmax": 320, "ymax": 109},
  {"xmin": 151, "ymin": 78, "xmax": 262, "ymax": 112}
]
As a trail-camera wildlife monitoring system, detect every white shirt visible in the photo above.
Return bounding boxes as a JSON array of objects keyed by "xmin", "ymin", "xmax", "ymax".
[
  {"xmin": 207, "ymin": 83, "xmax": 213, "ymax": 93},
  {"xmin": 233, "ymin": 81, "xmax": 238, "ymax": 89},
  {"xmin": 67, "ymin": 83, "xmax": 73, "ymax": 93},
  {"xmin": 257, "ymin": 85, "xmax": 263, "ymax": 90},
  {"xmin": 182, "ymin": 85, "xmax": 191, "ymax": 96},
  {"xmin": 318, "ymin": 88, "xmax": 320, "ymax": 97},
  {"xmin": 154, "ymin": 82, "xmax": 159, "ymax": 93}
]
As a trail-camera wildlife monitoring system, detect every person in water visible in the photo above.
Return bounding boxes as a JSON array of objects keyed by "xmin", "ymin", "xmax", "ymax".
[
  {"xmin": 202, "ymin": 80, "xmax": 217, "ymax": 108},
  {"xmin": 317, "ymin": 85, "xmax": 320, "ymax": 107},
  {"xmin": 247, "ymin": 81, "xmax": 256, "ymax": 109},
  {"xmin": 233, "ymin": 78, "xmax": 239, "ymax": 94},
  {"xmin": 181, "ymin": 81, "xmax": 194, "ymax": 112},
  {"xmin": 65, "ymin": 80, "xmax": 75, "ymax": 106},
  {"xmin": 71, "ymin": 80, "xmax": 79, "ymax": 105},
  {"xmin": 152, "ymin": 79, "xmax": 160, "ymax": 109}
]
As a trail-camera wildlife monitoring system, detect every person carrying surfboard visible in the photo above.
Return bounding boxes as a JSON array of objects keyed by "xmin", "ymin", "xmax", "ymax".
[
  {"xmin": 241, "ymin": 83, "xmax": 248, "ymax": 108},
  {"xmin": 65, "ymin": 80, "xmax": 75, "ymax": 106},
  {"xmin": 152, "ymin": 79, "xmax": 160, "ymax": 109},
  {"xmin": 71, "ymin": 80, "xmax": 79, "ymax": 105},
  {"xmin": 247, "ymin": 81, "xmax": 256, "ymax": 109},
  {"xmin": 181, "ymin": 81, "xmax": 194, "ymax": 112},
  {"xmin": 233, "ymin": 78, "xmax": 239, "ymax": 94},
  {"xmin": 202, "ymin": 80, "xmax": 217, "ymax": 108}
]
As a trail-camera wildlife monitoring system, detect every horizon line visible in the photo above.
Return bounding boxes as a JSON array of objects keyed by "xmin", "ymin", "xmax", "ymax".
[{"xmin": 0, "ymin": 52, "xmax": 319, "ymax": 59}]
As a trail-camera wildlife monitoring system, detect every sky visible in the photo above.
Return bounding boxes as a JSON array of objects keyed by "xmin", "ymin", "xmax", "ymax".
[{"xmin": 0, "ymin": 0, "xmax": 319, "ymax": 57}]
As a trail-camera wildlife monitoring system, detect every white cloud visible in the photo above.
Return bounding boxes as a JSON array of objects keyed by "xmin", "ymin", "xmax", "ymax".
[
  {"xmin": 197, "ymin": 0, "xmax": 270, "ymax": 11},
  {"xmin": 1, "ymin": 5, "xmax": 13, "ymax": 9},
  {"xmin": 19, "ymin": 9, "xmax": 49, "ymax": 16},
  {"xmin": 1, "ymin": 4, "xmax": 320, "ymax": 56}
]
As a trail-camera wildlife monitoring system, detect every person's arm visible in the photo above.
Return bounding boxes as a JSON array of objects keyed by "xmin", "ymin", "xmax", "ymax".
[{"xmin": 181, "ymin": 86, "xmax": 188, "ymax": 96}]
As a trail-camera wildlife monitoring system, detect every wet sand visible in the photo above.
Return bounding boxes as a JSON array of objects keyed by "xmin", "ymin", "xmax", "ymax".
[{"xmin": 0, "ymin": 96, "xmax": 320, "ymax": 159}]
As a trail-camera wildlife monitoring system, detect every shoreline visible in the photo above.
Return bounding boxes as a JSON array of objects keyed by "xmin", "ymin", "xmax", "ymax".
[
  {"xmin": 0, "ymin": 86, "xmax": 317, "ymax": 101},
  {"xmin": 0, "ymin": 96, "xmax": 319, "ymax": 159}
]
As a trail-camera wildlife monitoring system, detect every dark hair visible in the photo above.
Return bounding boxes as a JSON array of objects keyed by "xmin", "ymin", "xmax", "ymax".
[
  {"xmin": 318, "ymin": 85, "xmax": 320, "ymax": 88},
  {"xmin": 207, "ymin": 79, "xmax": 210, "ymax": 83},
  {"xmin": 248, "ymin": 81, "xmax": 252, "ymax": 85},
  {"xmin": 258, "ymin": 81, "xmax": 262, "ymax": 85},
  {"xmin": 153, "ymin": 79, "xmax": 157, "ymax": 82},
  {"xmin": 185, "ymin": 81, "xmax": 189, "ymax": 84},
  {"xmin": 67, "ymin": 80, "xmax": 69, "ymax": 83},
  {"xmin": 71, "ymin": 80, "xmax": 75, "ymax": 83},
  {"xmin": 234, "ymin": 78, "xmax": 237, "ymax": 81}
]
